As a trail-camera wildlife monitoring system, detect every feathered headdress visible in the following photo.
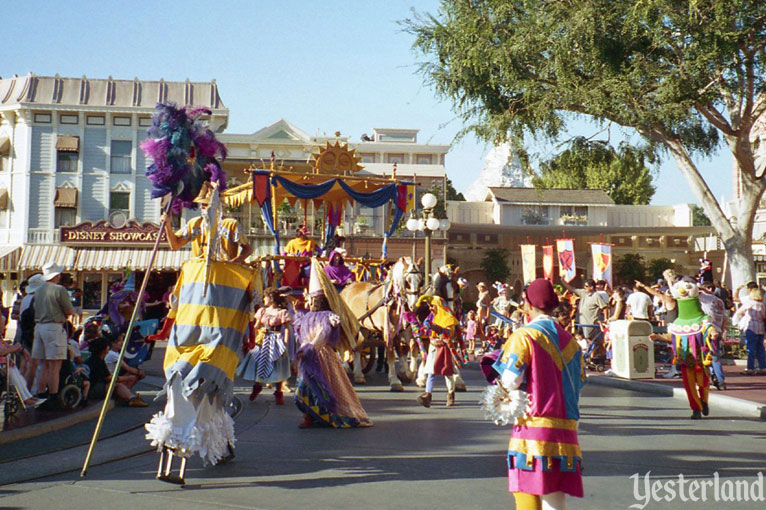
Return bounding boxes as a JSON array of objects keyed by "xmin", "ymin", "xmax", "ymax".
[{"xmin": 140, "ymin": 103, "xmax": 228, "ymax": 213}]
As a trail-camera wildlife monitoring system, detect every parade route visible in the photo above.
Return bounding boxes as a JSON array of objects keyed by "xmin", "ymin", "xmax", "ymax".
[{"xmin": 1, "ymin": 363, "xmax": 765, "ymax": 510}]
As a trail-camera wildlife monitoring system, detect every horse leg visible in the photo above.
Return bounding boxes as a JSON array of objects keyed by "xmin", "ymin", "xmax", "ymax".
[
  {"xmin": 388, "ymin": 348, "xmax": 404, "ymax": 392},
  {"xmin": 352, "ymin": 351, "xmax": 366, "ymax": 384}
]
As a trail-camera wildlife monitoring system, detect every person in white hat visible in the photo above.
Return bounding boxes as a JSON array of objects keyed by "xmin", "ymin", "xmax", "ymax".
[{"xmin": 31, "ymin": 262, "xmax": 73, "ymax": 408}]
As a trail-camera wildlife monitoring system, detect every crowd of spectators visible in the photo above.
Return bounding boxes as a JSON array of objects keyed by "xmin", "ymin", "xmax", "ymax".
[{"xmin": 1, "ymin": 262, "xmax": 151, "ymax": 414}]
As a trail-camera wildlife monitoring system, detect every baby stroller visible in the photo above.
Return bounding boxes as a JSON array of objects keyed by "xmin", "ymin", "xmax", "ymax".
[
  {"xmin": 0, "ymin": 352, "xmax": 24, "ymax": 420},
  {"xmin": 57, "ymin": 353, "xmax": 85, "ymax": 410}
]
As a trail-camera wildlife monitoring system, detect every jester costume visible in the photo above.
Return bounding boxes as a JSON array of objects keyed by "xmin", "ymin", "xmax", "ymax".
[
  {"xmin": 492, "ymin": 314, "xmax": 586, "ymax": 499},
  {"xmin": 415, "ymin": 295, "xmax": 460, "ymax": 407},
  {"xmin": 668, "ymin": 279, "xmax": 717, "ymax": 419}
]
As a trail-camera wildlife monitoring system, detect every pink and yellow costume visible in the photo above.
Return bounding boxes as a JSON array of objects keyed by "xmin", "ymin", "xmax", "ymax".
[{"xmin": 492, "ymin": 316, "xmax": 586, "ymax": 497}]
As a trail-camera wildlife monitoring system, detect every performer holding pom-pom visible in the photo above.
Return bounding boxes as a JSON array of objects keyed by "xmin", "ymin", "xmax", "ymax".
[{"xmin": 483, "ymin": 278, "xmax": 586, "ymax": 510}]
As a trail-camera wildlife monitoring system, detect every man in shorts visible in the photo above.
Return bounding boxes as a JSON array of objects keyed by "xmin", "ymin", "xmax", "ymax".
[{"xmin": 32, "ymin": 261, "xmax": 73, "ymax": 407}]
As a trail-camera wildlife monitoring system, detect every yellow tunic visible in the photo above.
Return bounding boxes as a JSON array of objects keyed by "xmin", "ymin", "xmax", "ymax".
[{"xmin": 175, "ymin": 216, "xmax": 245, "ymax": 261}]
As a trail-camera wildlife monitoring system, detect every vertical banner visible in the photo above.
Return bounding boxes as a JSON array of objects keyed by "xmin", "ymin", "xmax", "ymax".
[
  {"xmin": 591, "ymin": 243, "xmax": 613, "ymax": 287},
  {"xmin": 556, "ymin": 239, "xmax": 576, "ymax": 283},
  {"xmin": 542, "ymin": 245, "xmax": 554, "ymax": 281},
  {"xmin": 520, "ymin": 244, "xmax": 537, "ymax": 285}
]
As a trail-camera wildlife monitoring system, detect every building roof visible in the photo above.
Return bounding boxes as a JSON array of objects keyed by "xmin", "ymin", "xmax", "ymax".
[
  {"xmin": 0, "ymin": 73, "xmax": 226, "ymax": 112},
  {"xmin": 487, "ymin": 187, "xmax": 615, "ymax": 206}
]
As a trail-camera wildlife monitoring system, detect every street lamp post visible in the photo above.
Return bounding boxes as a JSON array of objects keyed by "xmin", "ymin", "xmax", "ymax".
[{"xmin": 406, "ymin": 192, "xmax": 451, "ymax": 288}]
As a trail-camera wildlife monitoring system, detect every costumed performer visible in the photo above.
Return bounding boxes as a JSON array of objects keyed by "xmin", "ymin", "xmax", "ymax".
[
  {"xmin": 668, "ymin": 277, "xmax": 718, "ymax": 419},
  {"xmin": 293, "ymin": 260, "xmax": 372, "ymax": 429},
  {"xmin": 489, "ymin": 278, "xmax": 586, "ymax": 510},
  {"xmin": 237, "ymin": 287, "xmax": 293, "ymax": 404},
  {"xmin": 163, "ymin": 181, "xmax": 253, "ymax": 264},
  {"xmin": 324, "ymin": 248, "xmax": 355, "ymax": 292},
  {"xmin": 140, "ymin": 103, "xmax": 255, "ymax": 485},
  {"xmin": 283, "ymin": 225, "xmax": 321, "ymax": 287},
  {"xmin": 415, "ymin": 294, "xmax": 460, "ymax": 408}
]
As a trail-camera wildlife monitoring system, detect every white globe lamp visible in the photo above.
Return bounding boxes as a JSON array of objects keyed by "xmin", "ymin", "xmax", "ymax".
[
  {"xmin": 417, "ymin": 218, "xmax": 426, "ymax": 231},
  {"xmin": 406, "ymin": 217, "xmax": 419, "ymax": 232},
  {"xmin": 421, "ymin": 192, "xmax": 438, "ymax": 210},
  {"xmin": 439, "ymin": 218, "xmax": 451, "ymax": 231},
  {"xmin": 426, "ymin": 217, "xmax": 441, "ymax": 231}
]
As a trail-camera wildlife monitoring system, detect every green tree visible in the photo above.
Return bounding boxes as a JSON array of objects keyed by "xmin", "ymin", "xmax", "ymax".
[
  {"xmin": 481, "ymin": 248, "xmax": 510, "ymax": 283},
  {"xmin": 646, "ymin": 257, "xmax": 676, "ymax": 283},
  {"xmin": 446, "ymin": 177, "xmax": 466, "ymax": 201},
  {"xmin": 406, "ymin": 1, "xmax": 766, "ymax": 286},
  {"xmin": 692, "ymin": 205, "xmax": 712, "ymax": 226},
  {"xmin": 614, "ymin": 253, "xmax": 647, "ymax": 285},
  {"xmin": 533, "ymin": 137, "xmax": 656, "ymax": 205}
]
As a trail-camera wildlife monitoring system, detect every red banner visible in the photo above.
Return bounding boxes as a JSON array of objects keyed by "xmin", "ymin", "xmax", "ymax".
[{"xmin": 542, "ymin": 245, "xmax": 554, "ymax": 281}]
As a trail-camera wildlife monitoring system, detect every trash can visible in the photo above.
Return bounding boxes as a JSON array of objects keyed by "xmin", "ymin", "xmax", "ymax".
[{"xmin": 609, "ymin": 320, "xmax": 654, "ymax": 379}]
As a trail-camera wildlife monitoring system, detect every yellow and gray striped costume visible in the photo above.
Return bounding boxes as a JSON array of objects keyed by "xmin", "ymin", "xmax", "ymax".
[{"xmin": 164, "ymin": 258, "xmax": 254, "ymax": 404}]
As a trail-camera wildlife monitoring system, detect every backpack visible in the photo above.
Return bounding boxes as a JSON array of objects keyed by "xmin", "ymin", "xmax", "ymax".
[{"xmin": 19, "ymin": 298, "xmax": 35, "ymax": 350}]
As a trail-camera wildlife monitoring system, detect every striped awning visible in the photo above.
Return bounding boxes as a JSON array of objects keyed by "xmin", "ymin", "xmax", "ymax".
[
  {"xmin": 0, "ymin": 245, "xmax": 21, "ymax": 272},
  {"xmin": 73, "ymin": 248, "xmax": 191, "ymax": 271},
  {"xmin": 19, "ymin": 244, "xmax": 77, "ymax": 271}
]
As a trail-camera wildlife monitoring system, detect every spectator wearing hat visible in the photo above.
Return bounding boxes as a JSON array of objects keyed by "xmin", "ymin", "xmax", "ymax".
[
  {"xmin": 491, "ymin": 278, "xmax": 586, "ymax": 508},
  {"xmin": 163, "ymin": 181, "xmax": 253, "ymax": 264},
  {"xmin": 31, "ymin": 262, "xmax": 73, "ymax": 408}
]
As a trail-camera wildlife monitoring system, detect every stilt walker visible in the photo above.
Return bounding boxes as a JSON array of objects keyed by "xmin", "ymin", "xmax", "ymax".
[
  {"xmin": 80, "ymin": 103, "xmax": 239, "ymax": 478},
  {"xmin": 134, "ymin": 103, "xmax": 254, "ymax": 484}
]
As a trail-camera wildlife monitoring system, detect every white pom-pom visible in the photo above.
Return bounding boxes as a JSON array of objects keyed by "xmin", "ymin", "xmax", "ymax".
[{"xmin": 479, "ymin": 384, "xmax": 529, "ymax": 426}]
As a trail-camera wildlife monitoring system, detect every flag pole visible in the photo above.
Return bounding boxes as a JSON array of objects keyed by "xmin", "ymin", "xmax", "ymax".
[{"xmin": 80, "ymin": 207, "xmax": 170, "ymax": 477}]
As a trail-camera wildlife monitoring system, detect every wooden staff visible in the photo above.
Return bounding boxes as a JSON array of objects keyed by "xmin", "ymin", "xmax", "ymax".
[{"xmin": 80, "ymin": 207, "xmax": 169, "ymax": 477}]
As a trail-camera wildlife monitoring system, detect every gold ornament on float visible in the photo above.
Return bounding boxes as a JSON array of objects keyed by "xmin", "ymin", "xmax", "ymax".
[{"xmin": 311, "ymin": 141, "xmax": 363, "ymax": 175}]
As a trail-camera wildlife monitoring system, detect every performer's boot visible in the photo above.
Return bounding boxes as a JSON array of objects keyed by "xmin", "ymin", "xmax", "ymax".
[
  {"xmin": 274, "ymin": 390, "xmax": 284, "ymax": 405},
  {"xmin": 446, "ymin": 392, "xmax": 455, "ymax": 407},
  {"xmin": 298, "ymin": 413, "xmax": 314, "ymax": 429},
  {"xmin": 690, "ymin": 410, "xmax": 702, "ymax": 420},
  {"xmin": 701, "ymin": 401, "xmax": 709, "ymax": 416},
  {"xmin": 249, "ymin": 382, "xmax": 263, "ymax": 401},
  {"xmin": 417, "ymin": 392, "xmax": 432, "ymax": 408}
]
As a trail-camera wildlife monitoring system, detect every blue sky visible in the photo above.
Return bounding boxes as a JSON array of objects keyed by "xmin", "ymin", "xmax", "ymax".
[{"xmin": 2, "ymin": 0, "xmax": 732, "ymax": 206}]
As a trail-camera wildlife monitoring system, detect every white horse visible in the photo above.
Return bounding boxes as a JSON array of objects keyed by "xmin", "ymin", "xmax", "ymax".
[{"xmin": 342, "ymin": 257, "xmax": 424, "ymax": 391}]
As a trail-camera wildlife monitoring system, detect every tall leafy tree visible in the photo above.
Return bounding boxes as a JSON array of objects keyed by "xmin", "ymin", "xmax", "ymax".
[
  {"xmin": 406, "ymin": 1, "xmax": 766, "ymax": 286},
  {"xmin": 533, "ymin": 137, "xmax": 656, "ymax": 205},
  {"xmin": 481, "ymin": 248, "xmax": 511, "ymax": 283},
  {"xmin": 614, "ymin": 253, "xmax": 648, "ymax": 285}
]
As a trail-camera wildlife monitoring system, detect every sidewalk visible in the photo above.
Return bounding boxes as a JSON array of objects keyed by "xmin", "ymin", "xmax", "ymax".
[
  {"xmin": 588, "ymin": 362, "xmax": 766, "ymax": 420},
  {"xmin": 0, "ymin": 342, "xmax": 167, "ymax": 446}
]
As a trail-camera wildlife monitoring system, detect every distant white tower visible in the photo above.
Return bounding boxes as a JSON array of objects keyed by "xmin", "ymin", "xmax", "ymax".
[{"xmin": 465, "ymin": 142, "xmax": 530, "ymax": 201}]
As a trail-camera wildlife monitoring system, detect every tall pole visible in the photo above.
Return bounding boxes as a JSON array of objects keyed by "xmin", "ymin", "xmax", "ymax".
[{"xmin": 424, "ymin": 225, "xmax": 432, "ymax": 288}]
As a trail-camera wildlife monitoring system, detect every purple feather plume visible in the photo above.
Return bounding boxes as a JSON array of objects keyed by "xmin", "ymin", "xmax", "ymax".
[{"xmin": 141, "ymin": 102, "xmax": 228, "ymax": 211}]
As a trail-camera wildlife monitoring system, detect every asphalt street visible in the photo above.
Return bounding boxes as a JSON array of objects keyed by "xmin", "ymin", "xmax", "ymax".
[{"xmin": 1, "ymin": 364, "xmax": 765, "ymax": 510}]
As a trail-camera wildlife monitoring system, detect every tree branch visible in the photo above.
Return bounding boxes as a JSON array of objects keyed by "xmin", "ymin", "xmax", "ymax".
[{"xmin": 695, "ymin": 103, "xmax": 736, "ymax": 136}]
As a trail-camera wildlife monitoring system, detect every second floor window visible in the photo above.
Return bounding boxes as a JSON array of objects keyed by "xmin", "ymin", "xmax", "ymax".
[
  {"xmin": 521, "ymin": 205, "xmax": 550, "ymax": 225},
  {"xmin": 57, "ymin": 151, "xmax": 78, "ymax": 173},
  {"xmin": 54, "ymin": 207, "xmax": 77, "ymax": 228},
  {"xmin": 110, "ymin": 140, "xmax": 132, "ymax": 174},
  {"xmin": 109, "ymin": 191, "xmax": 130, "ymax": 219}
]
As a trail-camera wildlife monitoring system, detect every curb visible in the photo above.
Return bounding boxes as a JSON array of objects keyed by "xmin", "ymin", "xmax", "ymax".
[
  {"xmin": 588, "ymin": 375, "xmax": 766, "ymax": 421},
  {"xmin": 0, "ymin": 400, "xmax": 115, "ymax": 444}
]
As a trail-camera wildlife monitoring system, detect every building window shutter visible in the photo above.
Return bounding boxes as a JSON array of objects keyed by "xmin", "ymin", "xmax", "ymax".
[
  {"xmin": 54, "ymin": 187, "xmax": 78, "ymax": 208},
  {"xmin": 56, "ymin": 135, "xmax": 80, "ymax": 153}
]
